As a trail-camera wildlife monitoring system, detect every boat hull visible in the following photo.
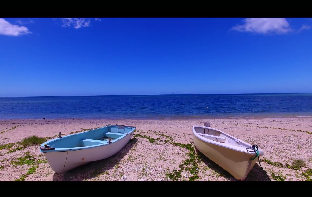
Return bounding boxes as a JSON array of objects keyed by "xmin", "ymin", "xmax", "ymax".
[
  {"xmin": 40, "ymin": 125, "xmax": 135, "ymax": 173},
  {"xmin": 193, "ymin": 135, "xmax": 258, "ymax": 180},
  {"xmin": 44, "ymin": 133, "xmax": 132, "ymax": 173},
  {"xmin": 192, "ymin": 125, "xmax": 263, "ymax": 180}
]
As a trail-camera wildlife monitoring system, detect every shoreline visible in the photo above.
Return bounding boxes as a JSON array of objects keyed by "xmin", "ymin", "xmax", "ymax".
[
  {"xmin": 0, "ymin": 117, "xmax": 311, "ymax": 181},
  {"xmin": 1, "ymin": 113, "xmax": 312, "ymax": 121}
]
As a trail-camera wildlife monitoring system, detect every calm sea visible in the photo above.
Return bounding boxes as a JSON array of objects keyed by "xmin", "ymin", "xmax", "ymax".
[{"xmin": 0, "ymin": 94, "xmax": 312, "ymax": 120}]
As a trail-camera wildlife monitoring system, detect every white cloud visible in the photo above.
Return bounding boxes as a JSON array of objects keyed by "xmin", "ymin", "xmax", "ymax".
[
  {"xmin": 0, "ymin": 18, "xmax": 31, "ymax": 36},
  {"xmin": 16, "ymin": 19, "xmax": 34, "ymax": 25},
  {"xmin": 232, "ymin": 18, "xmax": 292, "ymax": 34},
  {"xmin": 299, "ymin": 24, "xmax": 311, "ymax": 31},
  {"xmin": 94, "ymin": 18, "xmax": 101, "ymax": 21},
  {"xmin": 61, "ymin": 18, "xmax": 91, "ymax": 29}
]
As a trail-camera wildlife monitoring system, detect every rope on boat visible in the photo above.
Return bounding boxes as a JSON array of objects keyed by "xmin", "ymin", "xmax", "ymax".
[
  {"xmin": 251, "ymin": 145, "xmax": 259, "ymax": 160},
  {"xmin": 240, "ymin": 144, "xmax": 262, "ymax": 180},
  {"xmin": 250, "ymin": 145, "xmax": 261, "ymax": 167},
  {"xmin": 246, "ymin": 145, "xmax": 261, "ymax": 167}
]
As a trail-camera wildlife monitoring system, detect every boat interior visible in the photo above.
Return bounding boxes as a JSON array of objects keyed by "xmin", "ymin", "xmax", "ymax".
[
  {"xmin": 194, "ymin": 126, "xmax": 247, "ymax": 147},
  {"xmin": 44, "ymin": 125, "xmax": 133, "ymax": 149},
  {"xmin": 81, "ymin": 132, "xmax": 124, "ymax": 147}
]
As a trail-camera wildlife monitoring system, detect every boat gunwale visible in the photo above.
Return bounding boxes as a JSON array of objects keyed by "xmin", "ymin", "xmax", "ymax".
[
  {"xmin": 40, "ymin": 125, "xmax": 136, "ymax": 153},
  {"xmin": 193, "ymin": 125, "xmax": 264, "ymax": 156}
]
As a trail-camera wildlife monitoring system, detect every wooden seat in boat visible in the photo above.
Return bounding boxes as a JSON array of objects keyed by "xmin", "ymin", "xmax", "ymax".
[{"xmin": 199, "ymin": 133, "xmax": 226, "ymax": 143}]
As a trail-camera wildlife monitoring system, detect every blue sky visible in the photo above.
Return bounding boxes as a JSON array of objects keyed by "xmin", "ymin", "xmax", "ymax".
[{"xmin": 1, "ymin": 18, "xmax": 311, "ymax": 97}]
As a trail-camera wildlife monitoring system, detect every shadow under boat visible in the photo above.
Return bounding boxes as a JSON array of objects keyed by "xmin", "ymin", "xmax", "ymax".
[
  {"xmin": 195, "ymin": 148, "xmax": 271, "ymax": 181},
  {"xmin": 52, "ymin": 138, "xmax": 138, "ymax": 181}
]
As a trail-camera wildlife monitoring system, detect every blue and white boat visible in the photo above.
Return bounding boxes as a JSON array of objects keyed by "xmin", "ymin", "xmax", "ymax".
[{"xmin": 40, "ymin": 125, "xmax": 135, "ymax": 173}]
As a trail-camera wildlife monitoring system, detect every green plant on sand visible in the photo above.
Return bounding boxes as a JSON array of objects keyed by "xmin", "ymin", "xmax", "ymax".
[
  {"xmin": 20, "ymin": 136, "xmax": 47, "ymax": 147},
  {"xmin": 290, "ymin": 159, "xmax": 306, "ymax": 170}
]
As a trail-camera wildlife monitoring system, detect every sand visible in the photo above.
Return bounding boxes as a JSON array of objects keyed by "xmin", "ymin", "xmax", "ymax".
[{"xmin": 0, "ymin": 117, "xmax": 311, "ymax": 181}]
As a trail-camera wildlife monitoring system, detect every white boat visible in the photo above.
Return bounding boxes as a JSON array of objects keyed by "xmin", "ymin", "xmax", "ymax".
[
  {"xmin": 193, "ymin": 123, "xmax": 264, "ymax": 180},
  {"xmin": 40, "ymin": 124, "xmax": 135, "ymax": 173}
]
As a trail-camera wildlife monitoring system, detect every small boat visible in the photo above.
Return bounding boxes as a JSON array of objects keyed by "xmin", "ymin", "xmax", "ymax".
[
  {"xmin": 40, "ymin": 124, "xmax": 135, "ymax": 173},
  {"xmin": 193, "ymin": 123, "xmax": 264, "ymax": 180}
]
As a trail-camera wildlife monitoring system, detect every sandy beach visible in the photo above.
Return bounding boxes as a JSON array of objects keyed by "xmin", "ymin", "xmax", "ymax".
[{"xmin": 0, "ymin": 117, "xmax": 311, "ymax": 181}]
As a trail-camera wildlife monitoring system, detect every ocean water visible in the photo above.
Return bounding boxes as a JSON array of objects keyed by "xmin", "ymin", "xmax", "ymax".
[{"xmin": 0, "ymin": 94, "xmax": 312, "ymax": 120}]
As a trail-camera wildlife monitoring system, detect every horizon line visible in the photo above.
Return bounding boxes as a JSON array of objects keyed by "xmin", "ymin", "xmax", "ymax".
[{"xmin": 1, "ymin": 92, "xmax": 311, "ymax": 98}]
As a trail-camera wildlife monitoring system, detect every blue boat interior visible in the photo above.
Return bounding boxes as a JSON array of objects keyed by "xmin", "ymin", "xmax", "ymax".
[{"xmin": 40, "ymin": 125, "xmax": 135, "ymax": 152}]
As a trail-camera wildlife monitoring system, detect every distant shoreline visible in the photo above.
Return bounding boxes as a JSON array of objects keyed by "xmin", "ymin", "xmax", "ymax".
[
  {"xmin": 1, "ymin": 92, "xmax": 312, "ymax": 98},
  {"xmin": 1, "ymin": 113, "xmax": 312, "ymax": 121}
]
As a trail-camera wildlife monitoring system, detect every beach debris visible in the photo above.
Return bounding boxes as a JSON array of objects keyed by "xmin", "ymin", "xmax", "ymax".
[{"xmin": 121, "ymin": 175, "xmax": 127, "ymax": 181}]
